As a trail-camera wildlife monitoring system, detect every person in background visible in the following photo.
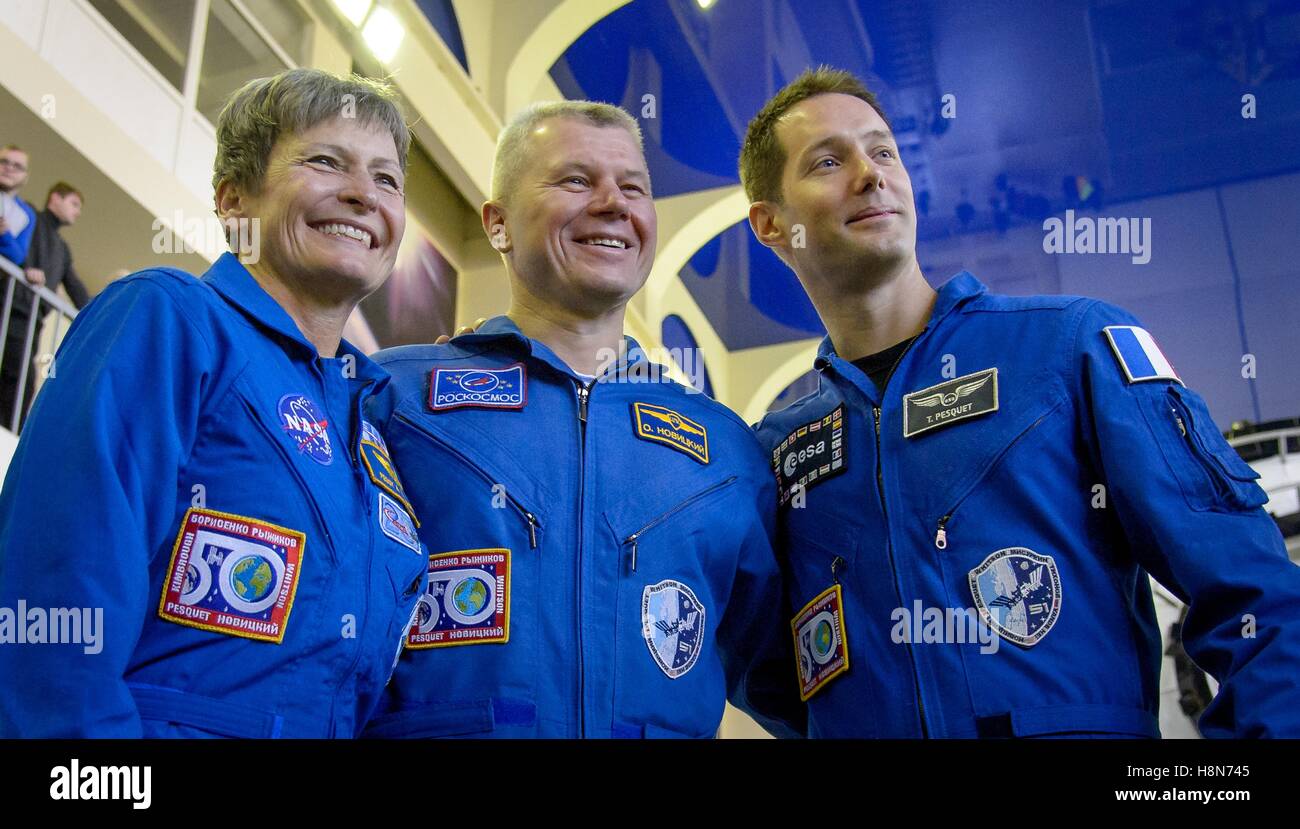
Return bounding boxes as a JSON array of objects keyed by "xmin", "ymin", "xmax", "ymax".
[
  {"xmin": 0, "ymin": 182, "xmax": 91, "ymax": 428},
  {"xmin": 0, "ymin": 145, "xmax": 35, "ymax": 269}
]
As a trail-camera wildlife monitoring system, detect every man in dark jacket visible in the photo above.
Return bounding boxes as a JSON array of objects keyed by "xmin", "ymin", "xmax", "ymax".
[{"xmin": 0, "ymin": 182, "xmax": 91, "ymax": 430}]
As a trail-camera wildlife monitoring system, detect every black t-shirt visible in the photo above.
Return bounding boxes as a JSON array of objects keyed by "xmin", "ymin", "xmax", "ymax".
[{"xmin": 851, "ymin": 336, "xmax": 917, "ymax": 392}]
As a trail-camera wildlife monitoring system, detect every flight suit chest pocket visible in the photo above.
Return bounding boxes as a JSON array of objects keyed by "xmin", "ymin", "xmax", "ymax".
[
  {"xmin": 1140, "ymin": 385, "xmax": 1267, "ymax": 512},
  {"xmin": 383, "ymin": 413, "xmax": 546, "ymax": 714},
  {"xmin": 605, "ymin": 477, "xmax": 738, "ymax": 731}
]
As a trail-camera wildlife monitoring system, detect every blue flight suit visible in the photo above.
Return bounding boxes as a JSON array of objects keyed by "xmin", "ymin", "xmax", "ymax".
[
  {"xmin": 755, "ymin": 272, "xmax": 1300, "ymax": 738},
  {"xmin": 0, "ymin": 252, "xmax": 427, "ymax": 738},
  {"xmin": 360, "ymin": 316, "xmax": 784, "ymax": 738}
]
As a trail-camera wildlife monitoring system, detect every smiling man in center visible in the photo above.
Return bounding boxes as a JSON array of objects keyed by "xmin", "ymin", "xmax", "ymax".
[{"xmin": 361, "ymin": 101, "xmax": 789, "ymax": 739}]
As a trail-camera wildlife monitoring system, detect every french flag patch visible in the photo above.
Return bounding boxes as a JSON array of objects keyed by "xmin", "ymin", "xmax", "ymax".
[{"xmin": 1102, "ymin": 326, "xmax": 1182, "ymax": 385}]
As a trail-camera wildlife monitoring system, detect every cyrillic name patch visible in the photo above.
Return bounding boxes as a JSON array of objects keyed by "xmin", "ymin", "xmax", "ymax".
[
  {"xmin": 277, "ymin": 393, "xmax": 333, "ymax": 464},
  {"xmin": 406, "ymin": 549, "xmax": 510, "ymax": 649},
  {"xmin": 773, "ymin": 405, "xmax": 845, "ymax": 506},
  {"xmin": 902, "ymin": 368, "xmax": 998, "ymax": 438},
  {"xmin": 1103, "ymin": 325, "xmax": 1182, "ymax": 385},
  {"xmin": 968, "ymin": 547, "xmax": 1062, "ymax": 648},
  {"xmin": 158, "ymin": 508, "xmax": 305, "ymax": 644},
  {"xmin": 641, "ymin": 579, "xmax": 706, "ymax": 679},
  {"xmin": 429, "ymin": 365, "xmax": 526, "ymax": 411},
  {"xmin": 378, "ymin": 492, "xmax": 421, "ymax": 553},
  {"xmin": 632, "ymin": 402, "xmax": 709, "ymax": 464},
  {"xmin": 359, "ymin": 421, "xmax": 418, "ymax": 526},
  {"xmin": 791, "ymin": 584, "xmax": 850, "ymax": 701}
]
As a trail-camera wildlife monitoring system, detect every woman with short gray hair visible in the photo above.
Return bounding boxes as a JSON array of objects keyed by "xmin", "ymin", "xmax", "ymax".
[{"xmin": 0, "ymin": 68, "xmax": 428, "ymax": 738}]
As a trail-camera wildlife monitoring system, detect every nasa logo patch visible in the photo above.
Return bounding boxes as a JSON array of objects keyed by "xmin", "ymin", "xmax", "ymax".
[
  {"xmin": 632, "ymin": 402, "xmax": 709, "ymax": 464},
  {"xmin": 406, "ymin": 549, "xmax": 510, "ymax": 649},
  {"xmin": 378, "ymin": 492, "xmax": 421, "ymax": 553},
  {"xmin": 790, "ymin": 584, "xmax": 850, "ymax": 701},
  {"xmin": 968, "ymin": 547, "xmax": 1062, "ymax": 647},
  {"xmin": 773, "ymin": 405, "xmax": 846, "ymax": 506},
  {"xmin": 158, "ymin": 508, "xmax": 305, "ymax": 643},
  {"xmin": 641, "ymin": 579, "xmax": 706, "ymax": 679},
  {"xmin": 277, "ymin": 393, "xmax": 333, "ymax": 465},
  {"xmin": 429, "ymin": 365, "xmax": 526, "ymax": 411}
]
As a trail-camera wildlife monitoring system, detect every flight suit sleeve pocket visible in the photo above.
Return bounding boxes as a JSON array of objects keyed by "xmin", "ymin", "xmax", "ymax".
[{"xmin": 1140, "ymin": 386, "xmax": 1267, "ymax": 512}]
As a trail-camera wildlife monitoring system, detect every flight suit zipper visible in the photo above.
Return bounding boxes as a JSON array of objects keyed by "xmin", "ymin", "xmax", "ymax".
[
  {"xmin": 622, "ymin": 476, "xmax": 739, "ymax": 571},
  {"xmin": 874, "ymin": 404, "xmax": 930, "ymax": 737},
  {"xmin": 391, "ymin": 413, "xmax": 541, "ymax": 548},
  {"xmin": 575, "ymin": 381, "xmax": 590, "ymax": 738},
  {"xmin": 930, "ymin": 403, "xmax": 1061, "ymax": 549}
]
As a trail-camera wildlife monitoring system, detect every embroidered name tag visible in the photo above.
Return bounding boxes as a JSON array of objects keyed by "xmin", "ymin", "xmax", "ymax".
[
  {"xmin": 773, "ymin": 405, "xmax": 845, "ymax": 506},
  {"xmin": 791, "ymin": 584, "xmax": 849, "ymax": 700},
  {"xmin": 632, "ymin": 402, "xmax": 709, "ymax": 464},
  {"xmin": 406, "ymin": 549, "xmax": 510, "ymax": 649},
  {"xmin": 158, "ymin": 508, "xmax": 305, "ymax": 644},
  {"xmin": 902, "ymin": 368, "xmax": 998, "ymax": 438},
  {"xmin": 429, "ymin": 365, "xmax": 526, "ymax": 411}
]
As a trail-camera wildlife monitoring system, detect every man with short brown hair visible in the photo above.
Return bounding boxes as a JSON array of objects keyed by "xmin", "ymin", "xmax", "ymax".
[{"xmin": 742, "ymin": 66, "xmax": 1300, "ymax": 738}]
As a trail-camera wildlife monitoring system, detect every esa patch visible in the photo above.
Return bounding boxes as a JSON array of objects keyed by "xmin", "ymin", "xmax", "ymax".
[
  {"xmin": 773, "ymin": 405, "xmax": 845, "ymax": 506},
  {"xmin": 406, "ymin": 549, "xmax": 510, "ymax": 649},
  {"xmin": 790, "ymin": 584, "xmax": 850, "ymax": 701},
  {"xmin": 378, "ymin": 492, "xmax": 421, "ymax": 553},
  {"xmin": 360, "ymin": 424, "xmax": 418, "ymax": 525},
  {"xmin": 641, "ymin": 579, "xmax": 706, "ymax": 678},
  {"xmin": 277, "ymin": 393, "xmax": 333, "ymax": 465},
  {"xmin": 1103, "ymin": 325, "xmax": 1182, "ymax": 385},
  {"xmin": 632, "ymin": 402, "xmax": 709, "ymax": 464},
  {"xmin": 968, "ymin": 547, "xmax": 1062, "ymax": 647},
  {"xmin": 902, "ymin": 368, "xmax": 998, "ymax": 438},
  {"xmin": 158, "ymin": 508, "xmax": 305, "ymax": 644},
  {"xmin": 429, "ymin": 365, "xmax": 526, "ymax": 411}
]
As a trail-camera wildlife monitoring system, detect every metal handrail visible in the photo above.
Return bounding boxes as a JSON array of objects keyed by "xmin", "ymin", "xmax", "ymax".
[
  {"xmin": 1227, "ymin": 425, "xmax": 1300, "ymax": 449},
  {"xmin": 0, "ymin": 255, "xmax": 79, "ymax": 433},
  {"xmin": 0, "ymin": 256, "xmax": 80, "ymax": 319}
]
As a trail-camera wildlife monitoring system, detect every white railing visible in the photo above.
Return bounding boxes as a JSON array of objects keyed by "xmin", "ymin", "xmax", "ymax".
[
  {"xmin": 1228, "ymin": 425, "xmax": 1300, "ymax": 500},
  {"xmin": 0, "ymin": 255, "xmax": 78, "ymax": 434}
]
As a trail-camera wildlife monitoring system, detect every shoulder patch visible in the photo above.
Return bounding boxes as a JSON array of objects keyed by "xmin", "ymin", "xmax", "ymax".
[
  {"xmin": 158, "ymin": 508, "xmax": 305, "ymax": 644},
  {"xmin": 773, "ymin": 405, "xmax": 846, "ymax": 505},
  {"xmin": 632, "ymin": 402, "xmax": 709, "ymax": 464},
  {"xmin": 406, "ymin": 549, "xmax": 510, "ymax": 649},
  {"xmin": 429, "ymin": 364, "xmax": 526, "ymax": 411},
  {"xmin": 1103, "ymin": 325, "xmax": 1182, "ymax": 385}
]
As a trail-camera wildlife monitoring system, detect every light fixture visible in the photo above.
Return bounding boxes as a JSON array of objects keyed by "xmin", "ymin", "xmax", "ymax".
[
  {"xmin": 696, "ymin": 0, "xmax": 716, "ymax": 9},
  {"xmin": 331, "ymin": 0, "xmax": 372, "ymax": 27},
  {"xmin": 362, "ymin": 6, "xmax": 405, "ymax": 63}
]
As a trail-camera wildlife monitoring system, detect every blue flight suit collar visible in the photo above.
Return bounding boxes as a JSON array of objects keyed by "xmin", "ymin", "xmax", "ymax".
[
  {"xmin": 450, "ymin": 314, "xmax": 653, "ymax": 383},
  {"xmin": 201, "ymin": 252, "xmax": 387, "ymax": 387},
  {"xmin": 813, "ymin": 271, "xmax": 987, "ymax": 404}
]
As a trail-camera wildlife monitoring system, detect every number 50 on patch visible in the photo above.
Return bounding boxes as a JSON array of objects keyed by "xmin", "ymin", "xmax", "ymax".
[{"xmin": 791, "ymin": 584, "xmax": 850, "ymax": 701}]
